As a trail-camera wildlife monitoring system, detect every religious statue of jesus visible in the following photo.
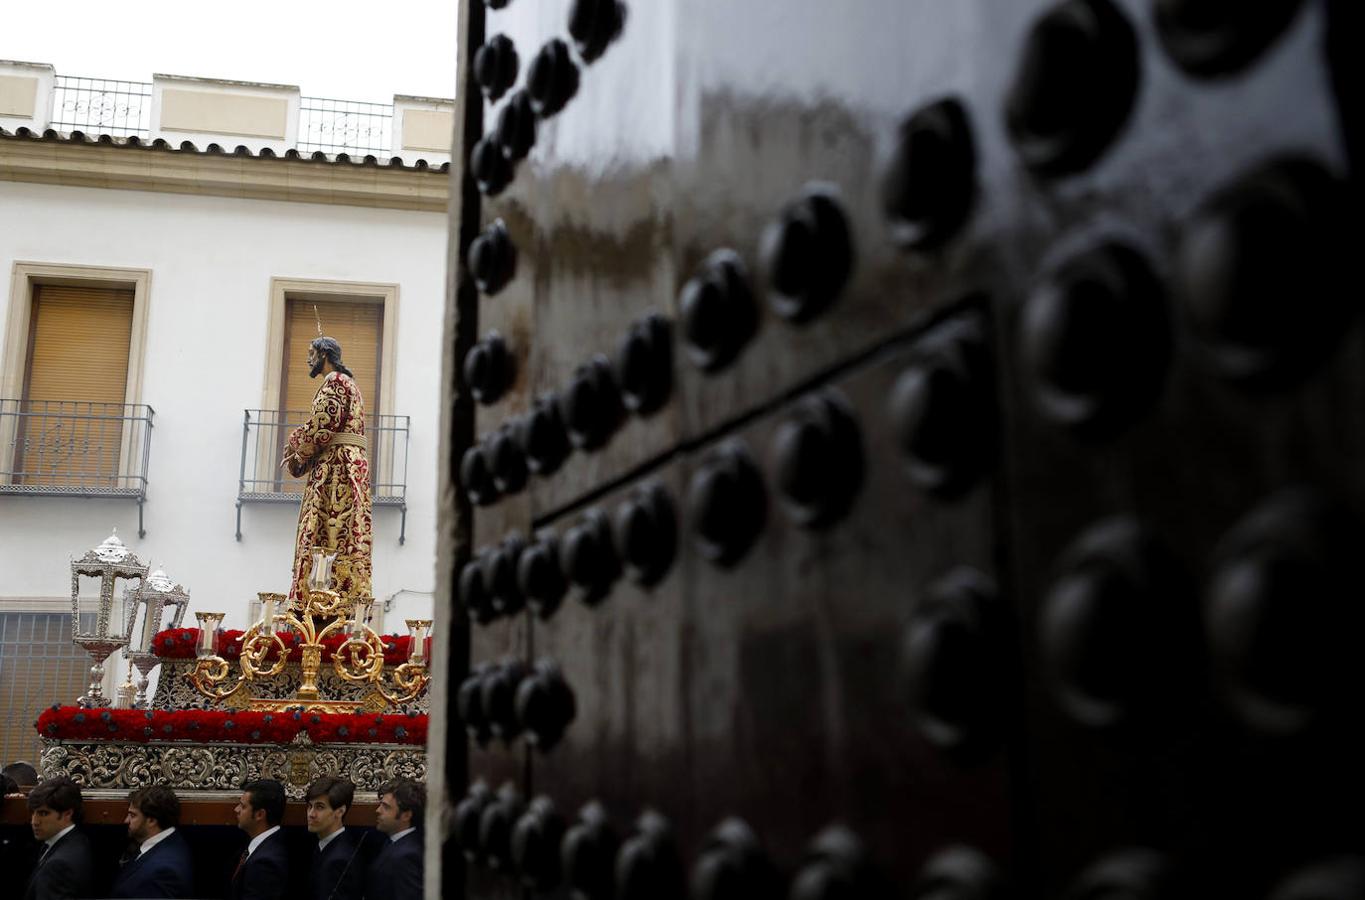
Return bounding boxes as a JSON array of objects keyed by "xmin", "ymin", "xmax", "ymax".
[{"xmin": 281, "ymin": 336, "xmax": 373, "ymax": 607}]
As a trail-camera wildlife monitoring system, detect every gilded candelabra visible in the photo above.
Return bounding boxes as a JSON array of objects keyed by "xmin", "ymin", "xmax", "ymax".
[{"xmin": 187, "ymin": 552, "xmax": 431, "ymax": 713}]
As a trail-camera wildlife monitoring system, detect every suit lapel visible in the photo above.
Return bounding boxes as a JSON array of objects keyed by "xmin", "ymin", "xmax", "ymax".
[
  {"xmin": 250, "ymin": 830, "xmax": 278, "ymax": 864},
  {"xmin": 120, "ymin": 842, "xmax": 151, "ymax": 878},
  {"xmin": 320, "ymin": 833, "xmax": 346, "ymax": 863},
  {"xmin": 373, "ymin": 836, "xmax": 389, "ymax": 857},
  {"xmin": 114, "ymin": 854, "xmax": 141, "ymax": 886},
  {"xmin": 369, "ymin": 838, "xmax": 392, "ymax": 874},
  {"xmin": 36, "ymin": 831, "xmax": 70, "ymax": 869}
]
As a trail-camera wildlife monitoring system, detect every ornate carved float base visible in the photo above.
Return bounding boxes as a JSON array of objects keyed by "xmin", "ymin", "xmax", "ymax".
[{"xmin": 40, "ymin": 732, "xmax": 425, "ymax": 800}]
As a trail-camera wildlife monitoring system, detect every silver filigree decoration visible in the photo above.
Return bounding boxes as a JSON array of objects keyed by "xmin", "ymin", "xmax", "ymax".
[
  {"xmin": 42, "ymin": 739, "xmax": 426, "ymax": 800},
  {"xmin": 91, "ymin": 530, "xmax": 134, "ymax": 563}
]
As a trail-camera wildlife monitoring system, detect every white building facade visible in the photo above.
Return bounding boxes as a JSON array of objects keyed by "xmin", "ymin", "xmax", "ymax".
[{"xmin": 0, "ymin": 61, "xmax": 453, "ymax": 762}]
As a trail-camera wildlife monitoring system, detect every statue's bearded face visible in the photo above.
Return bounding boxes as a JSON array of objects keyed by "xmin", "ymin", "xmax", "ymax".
[{"xmin": 308, "ymin": 346, "xmax": 324, "ymax": 378}]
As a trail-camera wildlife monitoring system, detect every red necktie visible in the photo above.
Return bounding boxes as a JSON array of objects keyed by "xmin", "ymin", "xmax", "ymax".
[{"xmin": 232, "ymin": 849, "xmax": 248, "ymax": 882}]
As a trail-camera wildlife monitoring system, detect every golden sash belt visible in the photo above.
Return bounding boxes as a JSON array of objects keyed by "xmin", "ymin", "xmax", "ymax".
[{"xmin": 326, "ymin": 433, "xmax": 368, "ymax": 453}]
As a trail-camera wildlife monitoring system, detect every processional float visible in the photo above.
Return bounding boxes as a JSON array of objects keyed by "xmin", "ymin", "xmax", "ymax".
[{"xmin": 37, "ymin": 531, "xmax": 430, "ymax": 799}]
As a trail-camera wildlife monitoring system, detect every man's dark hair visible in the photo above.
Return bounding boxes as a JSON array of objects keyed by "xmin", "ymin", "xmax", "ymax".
[
  {"xmin": 2, "ymin": 761, "xmax": 38, "ymax": 786},
  {"xmin": 129, "ymin": 784, "xmax": 181, "ymax": 830},
  {"xmin": 241, "ymin": 779, "xmax": 286, "ymax": 826},
  {"xmin": 311, "ymin": 336, "xmax": 354, "ymax": 379},
  {"xmin": 1, "ymin": 773, "xmax": 16, "ymax": 797},
  {"xmin": 27, "ymin": 777, "xmax": 83, "ymax": 822},
  {"xmin": 379, "ymin": 778, "xmax": 425, "ymax": 826},
  {"xmin": 305, "ymin": 776, "xmax": 354, "ymax": 817}
]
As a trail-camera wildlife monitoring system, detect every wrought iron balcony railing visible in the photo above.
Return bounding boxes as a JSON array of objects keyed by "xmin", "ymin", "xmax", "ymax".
[
  {"xmin": 51, "ymin": 76, "xmax": 153, "ymax": 138},
  {"xmin": 297, "ymin": 96, "xmax": 394, "ymax": 157},
  {"xmin": 0, "ymin": 400, "xmax": 155, "ymax": 536},
  {"xmin": 236, "ymin": 409, "xmax": 410, "ymax": 544},
  {"xmin": 48, "ymin": 75, "xmax": 397, "ymax": 158}
]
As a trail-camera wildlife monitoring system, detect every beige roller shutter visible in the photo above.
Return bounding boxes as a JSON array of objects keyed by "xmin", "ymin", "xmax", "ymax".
[{"xmin": 17, "ymin": 285, "xmax": 134, "ymax": 486}]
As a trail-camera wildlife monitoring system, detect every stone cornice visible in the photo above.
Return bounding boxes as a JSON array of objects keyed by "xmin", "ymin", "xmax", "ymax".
[{"xmin": 0, "ymin": 135, "xmax": 450, "ymax": 212}]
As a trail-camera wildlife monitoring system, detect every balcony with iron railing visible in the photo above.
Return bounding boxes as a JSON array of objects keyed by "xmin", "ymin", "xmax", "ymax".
[
  {"xmin": 0, "ymin": 400, "xmax": 155, "ymax": 536},
  {"xmin": 236, "ymin": 409, "xmax": 410, "ymax": 544},
  {"xmin": 38, "ymin": 73, "xmax": 438, "ymax": 159}
]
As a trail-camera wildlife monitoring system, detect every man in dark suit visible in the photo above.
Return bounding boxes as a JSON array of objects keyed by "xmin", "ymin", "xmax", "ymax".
[
  {"xmin": 362, "ymin": 779, "xmax": 423, "ymax": 900},
  {"xmin": 110, "ymin": 784, "xmax": 194, "ymax": 898},
  {"xmin": 305, "ymin": 776, "xmax": 367, "ymax": 900},
  {"xmin": 22, "ymin": 777, "xmax": 94, "ymax": 900},
  {"xmin": 230, "ymin": 778, "xmax": 289, "ymax": 900}
]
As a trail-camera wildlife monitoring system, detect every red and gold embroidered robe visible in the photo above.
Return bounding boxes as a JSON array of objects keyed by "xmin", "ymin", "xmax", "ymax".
[{"xmin": 285, "ymin": 371, "xmax": 373, "ymax": 605}]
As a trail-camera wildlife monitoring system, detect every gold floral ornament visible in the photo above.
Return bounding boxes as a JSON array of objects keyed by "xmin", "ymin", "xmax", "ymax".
[{"xmin": 187, "ymin": 550, "xmax": 430, "ymax": 713}]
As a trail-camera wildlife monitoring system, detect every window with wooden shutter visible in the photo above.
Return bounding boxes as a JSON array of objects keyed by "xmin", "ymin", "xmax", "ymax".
[
  {"xmin": 276, "ymin": 297, "xmax": 383, "ymax": 492},
  {"xmin": 15, "ymin": 285, "xmax": 135, "ymax": 487}
]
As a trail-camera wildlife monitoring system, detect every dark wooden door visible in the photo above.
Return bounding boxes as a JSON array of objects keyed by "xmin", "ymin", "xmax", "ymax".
[{"xmin": 442, "ymin": 1, "xmax": 1364, "ymax": 896}]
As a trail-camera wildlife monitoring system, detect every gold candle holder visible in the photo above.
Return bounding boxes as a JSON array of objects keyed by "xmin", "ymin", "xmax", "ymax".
[{"xmin": 187, "ymin": 586, "xmax": 430, "ymax": 713}]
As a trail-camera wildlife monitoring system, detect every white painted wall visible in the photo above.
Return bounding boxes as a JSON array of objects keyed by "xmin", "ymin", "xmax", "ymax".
[{"xmin": 0, "ymin": 179, "xmax": 445, "ymax": 646}]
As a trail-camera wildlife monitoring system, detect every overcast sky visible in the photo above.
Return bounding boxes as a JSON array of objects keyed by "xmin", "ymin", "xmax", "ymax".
[{"xmin": 2, "ymin": 0, "xmax": 460, "ymax": 104}]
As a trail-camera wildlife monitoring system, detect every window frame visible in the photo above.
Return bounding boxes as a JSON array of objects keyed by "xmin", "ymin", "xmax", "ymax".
[
  {"xmin": 1, "ymin": 262, "xmax": 153, "ymax": 487},
  {"xmin": 259, "ymin": 277, "xmax": 399, "ymax": 488},
  {"xmin": 261, "ymin": 277, "xmax": 398, "ymax": 421}
]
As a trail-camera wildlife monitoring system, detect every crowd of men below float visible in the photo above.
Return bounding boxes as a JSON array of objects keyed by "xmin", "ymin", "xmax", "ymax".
[{"xmin": 2, "ymin": 762, "xmax": 425, "ymax": 900}]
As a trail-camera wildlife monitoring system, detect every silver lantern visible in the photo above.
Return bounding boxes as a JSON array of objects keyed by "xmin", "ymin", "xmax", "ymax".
[
  {"xmin": 69, "ymin": 530, "xmax": 147, "ymax": 707},
  {"xmin": 122, "ymin": 565, "xmax": 189, "ymax": 708}
]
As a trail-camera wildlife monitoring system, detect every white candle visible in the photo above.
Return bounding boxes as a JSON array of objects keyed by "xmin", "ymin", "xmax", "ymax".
[
  {"xmin": 406, "ymin": 620, "xmax": 431, "ymax": 664},
  {"xmin": 261, "ymin": 596, "xmax": 276, "ymax": 632},
  {"xmin": 195, "ymin": 612, "xmax": 224, "ymax": 658},
  {"xmin": 309, "ymin": 550, "xmax": 336, "ymax": 591},
  {"xmin": 140, "ymin": 603, "xmax": 156, "ymax": 652}
]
